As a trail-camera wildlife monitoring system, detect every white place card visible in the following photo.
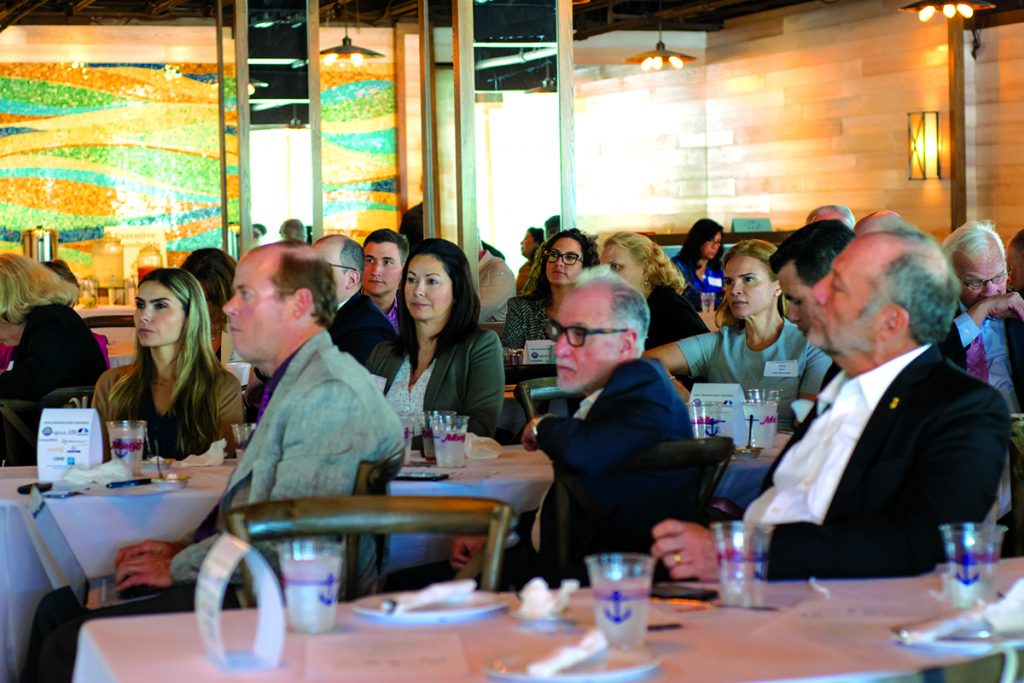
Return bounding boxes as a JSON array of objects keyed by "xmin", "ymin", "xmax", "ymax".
[
  {"xmin": 524, "ymin": 340, "xmax": 555, "ymax": 364},
  {"xmin": 304, "ymin": 634, "xmax": 469, "ymax": 680},
  {"xmin": 764, "ymin": 360, "xmax": 799, "ymax": 378},
  {"xmin": 690, "ymin": 383, "xmax": 745, "ymax": 445},
  {"xmin": 37, "ymin": 408, "xmax": 103, "ymax": 483},
  {"xmin": 196, "ymin": 533, "xmax": 285, "ymax": 671}
]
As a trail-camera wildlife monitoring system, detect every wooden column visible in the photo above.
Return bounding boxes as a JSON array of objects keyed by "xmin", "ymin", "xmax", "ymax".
[{"xmin": 948, "ymin": 15, "xmax": 966, "ymax": 230}]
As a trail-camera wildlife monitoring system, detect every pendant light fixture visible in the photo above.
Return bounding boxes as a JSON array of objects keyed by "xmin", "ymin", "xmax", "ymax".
[
  {"xmin": 320, "ymin": 1, "xmax": 383, "ymax": 67},
  {"xmin": 624, "ymin": 4, "xmax": 695, "ymax": 72},
  {"xmin": 898, "ymin": 0, "xmax": 994, "ymax": 21}
]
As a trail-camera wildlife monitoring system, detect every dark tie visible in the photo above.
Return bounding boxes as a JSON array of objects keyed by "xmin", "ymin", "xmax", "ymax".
[{"xmin": 966, "ymin": 337, "xmax": 989, "ymax": 382}]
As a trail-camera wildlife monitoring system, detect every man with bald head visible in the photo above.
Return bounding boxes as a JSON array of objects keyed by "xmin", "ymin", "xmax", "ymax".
[
  {"xmin": 806, "ymin": 204, "xmax": 855, "ymax": 229},
  {"xmin": 314, "ymin": 234, "xmax": 394, "ymax": 364},
  {"xmin": 853, "ymin": 210, "xmax": 911, "ymax": 235},
  {"xmin": 652, "ymin": 227, "xmax": 1007, "ymax": 581}
]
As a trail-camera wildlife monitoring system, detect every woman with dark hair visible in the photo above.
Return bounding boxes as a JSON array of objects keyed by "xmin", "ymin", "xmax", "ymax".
[
  {"xmin": 0, "ymin": 254, "xmax": 106, "ymax": 400},
  {"xmin": 180, "ymin": 248, "xmax": 236, "ymax": 361},
  {"xmin": 93, "ymin": 268, "xmax": 243, "ymax": 459},
  {"xmin": 366, "ymin": 238, "xmax": 504, "ymax": 437},
  {"xmin": 502, "ymin": 228, "xmax": 600, "ymax": 349},
  {"xmin": 673, "ymin": 218, "xmax": 725, "ymax": 310}
]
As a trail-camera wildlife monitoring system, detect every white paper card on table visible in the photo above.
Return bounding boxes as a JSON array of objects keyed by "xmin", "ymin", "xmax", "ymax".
[
  {"xmin": 37, "ymin": 408, "xmax": 104, "ymax": 483},
  {"xmin": 305, "ymin": 634, "xmax": 468, "ymax": 680},
  {"xmin": 763, "ymin": 360, "xmax": 799, "ymax": 378},
  {"xmin": 689, "ymin": 383, "xmax": 745, "ymax": 445},
  {"xmin": 196, "ymin": 533, "xmax": 285, "ymax": 671},
  {"xmin": 524, "ymin": 340, "xmax": 555, "ymax": 365}
]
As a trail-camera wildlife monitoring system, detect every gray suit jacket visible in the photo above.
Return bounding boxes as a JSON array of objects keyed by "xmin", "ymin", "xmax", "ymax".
[
  {"xmin": 170, "ymin": 331, "xmax": 404, "ymax": 590},
  {"xmin": 365, "ymin": 329, "xmax": 504, "ymax": 437}
]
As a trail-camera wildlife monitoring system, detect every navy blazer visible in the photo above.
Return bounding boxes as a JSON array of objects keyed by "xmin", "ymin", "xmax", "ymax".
[
  {"xmin": 762, "ymin": 346, "xmax": 1008, "ymax": 579},
  {"xmin": 939, "ymin": 316, "xmax": 1024, "ymax": 409},
  {"xmin": 0, "ymin": 305, "xmax": 107, "ymax": 401},
  {"xmin": 535, "ymin": 358, "xmax": 697, "ymax": 562},
  {"xmin": 327, "ymin": 292, "xmax": 396, "ymax": 366}
]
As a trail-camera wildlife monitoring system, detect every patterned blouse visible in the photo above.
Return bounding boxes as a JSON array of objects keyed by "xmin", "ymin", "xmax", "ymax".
[
  {"xmin": 501, "ymin": 296, "xmax": 552, "ymax": 349},
  {"xmin": 383, "ymin": 356, "xmax": 436, "ymax": 417}
]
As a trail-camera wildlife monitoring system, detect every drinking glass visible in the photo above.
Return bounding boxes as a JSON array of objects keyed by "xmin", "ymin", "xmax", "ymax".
[
  {"xmin": 107, "ymin": 420, "xmax": 146, "ymax": 475},
  {"xmin": 278, "ymin": 538, "xmax": 344, "ymax": 634},
  {"xmin": 741, "ymin": 399, "xmax": 778, "ymax": 451},
  {"xmin": 431, "ymin": 414, "xmax": 469, "ymax": 468},
  {"xmin": 712, "ymin": 521, "xmax": 773, "ymax": 608},
  {"xmin": 421, "ymin": 410, "xmax": 455, "ymax": 463},
  {"xmin": 939, "ymin": 522, "xmax": 1006, "ymax": 608},
  {"xmin": 398, "ymin": 412, "xmax": 423, "ymax": 463},
  {"xmin": 231, "ymin": 423, "xmax": 257, "ymax": 459},
  {"xmin": 584, "ymin": 553, "xmax": 653, "ymax": 650},
  {"xmin": 686, "ymin": 401, "xmax": 722, "ymax": 439}
]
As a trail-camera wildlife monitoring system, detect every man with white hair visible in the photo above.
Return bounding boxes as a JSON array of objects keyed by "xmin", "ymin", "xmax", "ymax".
[
  {"xmin": 941, "ymin": 220, "xmax": 1024, "ymax": 411},
  {"xmin": 450, "ymin": 267, "xmax": 695, "ymax": 586},
  {"xmin": 806, "ymin": 204, "xmax": 855, "ymax": 230}
]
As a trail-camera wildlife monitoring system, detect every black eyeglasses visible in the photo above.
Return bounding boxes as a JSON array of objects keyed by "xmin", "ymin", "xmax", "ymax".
[
  {"xmin": 548, "ymin": 321, "xmax": 628, "ymax": 347},
  {"xmin": 544, "ymin": 249, "xmax": 583, "ymax": 266},
  {"xmin": 329, "ymin": 263, "xmax": 358, "ymax": 274}
]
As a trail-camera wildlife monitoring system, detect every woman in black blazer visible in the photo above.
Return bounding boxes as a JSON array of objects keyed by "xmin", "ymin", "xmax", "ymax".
[{"xmin": 0, "ymin": 254, "xmax": 106, "ymax": 400}]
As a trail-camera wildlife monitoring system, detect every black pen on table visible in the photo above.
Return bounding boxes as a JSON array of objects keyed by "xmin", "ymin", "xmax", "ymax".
[{"xmin": 107, "ymin": 478, "xmax": 152, "ymax": 489}]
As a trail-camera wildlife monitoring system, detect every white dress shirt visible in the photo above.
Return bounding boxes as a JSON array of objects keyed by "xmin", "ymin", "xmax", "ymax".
[{"xmin": 745, "ymin": 345, "xmax": 929, "ymax": 526}]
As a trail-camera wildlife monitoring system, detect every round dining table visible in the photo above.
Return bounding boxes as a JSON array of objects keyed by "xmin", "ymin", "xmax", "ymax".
[{"xmin": 70, "ymin": 558, "xmax": 1024, "ymax": 683}]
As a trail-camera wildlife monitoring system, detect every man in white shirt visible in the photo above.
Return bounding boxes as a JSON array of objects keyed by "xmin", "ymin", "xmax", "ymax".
[
  {"xmin": 939, "ymin": 220, "xmax": 1024, "ymax": 413},
  {"xmin": 652, "ymin": 228, "xmax": 1008, "ymax": 580}
]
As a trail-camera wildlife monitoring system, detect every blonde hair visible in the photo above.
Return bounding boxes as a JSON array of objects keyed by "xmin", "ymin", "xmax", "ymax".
[
  {"xmin": 718, "ymin": 239, "xmax": 784, "ymax": 330},
  {"xmin": 0, "ymin": 253, "xmax": 78, "ymax": 324},
  {"xmin": 603, "ymin": 232, "xmax": 686, "ymax": 295}
]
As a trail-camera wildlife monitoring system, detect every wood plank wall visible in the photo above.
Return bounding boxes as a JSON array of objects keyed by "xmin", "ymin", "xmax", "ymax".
[{"xmin": 575, "ymin": 0, "xmax": 1021, "ymax": 238}]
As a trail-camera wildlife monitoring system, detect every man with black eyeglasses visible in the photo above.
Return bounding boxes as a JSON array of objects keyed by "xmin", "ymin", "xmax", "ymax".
[
  {"xmin": 314, "ymin": 235, "xmax": 395, "ymax": 365},
  {"xmin": 940, "ymin": 220, "xmax": 1024, "ymax": 412}
]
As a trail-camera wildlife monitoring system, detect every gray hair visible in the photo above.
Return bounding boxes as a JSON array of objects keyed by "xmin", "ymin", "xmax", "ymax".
[
  {"xmin": 942, "ymin": 220, "xmax": 1004, "ymax": 264},
  {"xmin": 337, "ymin": 237, "xmax": 364, "ymax": 275},
  {"xmin": 806, "ymin": 205, "xmax": 855, "ymax": 230},
  {"xmin": 573, "ymin": 265, "xmax": 650, "ymax": 354},
  {"xmin": 875, "ymin": 227, "xmax": 960, "ymax": 345}
]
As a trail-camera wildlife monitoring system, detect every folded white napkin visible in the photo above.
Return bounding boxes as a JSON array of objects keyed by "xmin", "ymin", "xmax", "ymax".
[
  {"xmin": 466, "ymin": 434, "xmax": 502, "ymax": 460},
  {"xmin": 384, "ymin": 579, "xmax": 477, "ymax": 614},
  {"xmin": 526, "ymin": 629, "xmax": 608, "ymax": 677},
  {"xmin": 63, "ymin": 459, "xmax": 132, "ymax": 486},
  {"xmin": 518, "ymin": 577, "xmax": 580, "ymax": 619},
  {"xmin": 176, "ymin": 439, "xmax": 227, "ymax": 468},
  {"xmin": 896, "ymin": 578, "xmax": 1024, "ymax": 644}
]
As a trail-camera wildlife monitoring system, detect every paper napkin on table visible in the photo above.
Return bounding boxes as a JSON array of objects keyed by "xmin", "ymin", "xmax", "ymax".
[
  {"xmin": 63, "ymin": 459, "xmax": 132, "ymax": 486},
  {"xmin": 518, "ymin": 577, "xmax": 580, "ymax": 620},
  {"xmin": 176, "ymin": 439, "xmax": 227, "ymax": 468},
  {"xmin": 386, "ymin": 579, "xmax": 477, "ymax": 614},
  {"xmin": 526, "ymin": 629, "xmax": 608, "ymax": 677},
  {"xmin": 896, "ymin": 578, "xmax": 1024, "ymax": 644},
  {"xmin": 466, "ymin": 434, "xmax": 502, "ymax": 460}
]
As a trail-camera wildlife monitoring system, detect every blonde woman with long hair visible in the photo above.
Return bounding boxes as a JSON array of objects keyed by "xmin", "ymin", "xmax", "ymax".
[
  {"xmin": 645, "ymin": 239, "xmax": 830, "ymax": 432},
  {"xmin": 94, "ymin": 268, "xmax": 242, "ymax": 459},
  {"xmin": 0, "ymin": 253, "xmax": 106, "ymax": 400},
  {"xmin": 601, "ymin": 231, "xmax": 708, "ymax": 349}
]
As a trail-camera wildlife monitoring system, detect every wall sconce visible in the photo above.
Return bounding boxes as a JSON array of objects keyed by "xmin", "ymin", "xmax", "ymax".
[{"xmin": 908, "ymin": 111, "xmax": 940, "ymax": 180}]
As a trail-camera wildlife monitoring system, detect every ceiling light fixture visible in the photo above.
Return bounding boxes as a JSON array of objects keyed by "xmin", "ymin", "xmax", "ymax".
[
  {"xmin": 624, "ymin": 3, "xmax": 695, "ymax": 72},
  {"xmin": 320, "ymin": 1, "xmax": 383, "ymax": 67},
  {"xmin": 898, "ymin": 0, "xmax": 994, "ymax": 21}
]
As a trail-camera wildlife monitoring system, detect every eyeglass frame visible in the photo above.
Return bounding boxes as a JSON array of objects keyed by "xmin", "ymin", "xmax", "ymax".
[
  {"xmin": 547, "ymin": 320, "xmax": 629, "ymax": 347},
  {"xmin": 960, "ymin": 269, "xmax": 1008, "ymax": 292},
  {"xmin": 329, "ymin": 263, "xmax": 359, "ymax": 274},
  {"xmin": 543, "ymin": 248, "xmax": 583, "ymax": 266}
]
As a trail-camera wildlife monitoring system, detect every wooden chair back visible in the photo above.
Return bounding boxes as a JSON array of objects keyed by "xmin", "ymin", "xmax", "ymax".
[
  {"xmin": 346, "ymin": 448, "xmax": 406, "ymax": 597},
  {"xmin": 83, "ymin": 314, "xmax": 135, "ymax": 329},
  {"xmin": 514, "ymin": 377, "xmax": 583, "ymax": 422},
  {"xmin": 227, "ymin": 495, "xmax": 518, "ymax": 599}
]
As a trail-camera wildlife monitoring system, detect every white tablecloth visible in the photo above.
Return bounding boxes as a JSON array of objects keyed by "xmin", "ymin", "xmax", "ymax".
[
  {"xmin": 0, "ymin": 465, "xmax": 229, "ymax": 683},
  {"xmin": 72, "ymin": 558, "xmax": 1024, "ymax": 683}
]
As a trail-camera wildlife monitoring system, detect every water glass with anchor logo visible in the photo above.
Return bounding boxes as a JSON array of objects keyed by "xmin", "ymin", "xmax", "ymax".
[
  {"xmin": 278, "ymin": 538, "xmax": 343, "ymax": 634},
  {"xmin": 686, "ymin": 401, "xmax": 722, "ymax": 439},
  {"xmin": 939, "ymin": 522, "xmax": 1006, "ymax": 609},
  {"xmin": 584, "ymin": 553, "xmax": 654, "ymax": 649},
  {"xmin": 713, "ymin": 521, "xmax": 774, "ymax": 608}
]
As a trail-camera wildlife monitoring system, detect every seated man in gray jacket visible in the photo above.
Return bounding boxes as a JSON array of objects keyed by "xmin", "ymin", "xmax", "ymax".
[{"xmin": 26, "ymin": 242, "xmax": 403, "ymax": 683}]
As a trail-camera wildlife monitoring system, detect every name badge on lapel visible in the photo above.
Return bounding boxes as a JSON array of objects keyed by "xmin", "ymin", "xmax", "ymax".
[{"xmin": 764, "ymin": 360, "xmax": 798, "ymax": 378}]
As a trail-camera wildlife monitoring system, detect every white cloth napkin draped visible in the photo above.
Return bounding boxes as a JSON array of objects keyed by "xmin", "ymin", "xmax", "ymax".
[
  {"xmin": 526, "ymin": 629, "xmax": 608, "ymax": 677},
  {"xmin": 518, "ymin": 577, "xmax": 580, "ymax": 619},
  {"xmin": 63, "ymin": 459, "xmax": 132, "ymax": 486},
  {"xmin": 175, "ymin": 439, "xmax": 227, "ymax": 468},
  {"xmin": 466, "ymin": 434, "xmax": 502, "ymax": 460},
  {"xmin": 385, "ymin": 579, "xmax": 478, "ymax": 614},
  {"xmin": 897, "ymin": 578, "xmax": 1024, "ymax": 644}
]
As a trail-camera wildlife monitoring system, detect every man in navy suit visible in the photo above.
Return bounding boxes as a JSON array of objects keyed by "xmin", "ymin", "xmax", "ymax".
[
  {"xmin": 940, "ymin": 220, "xmax": 1024, "ymax": 412},
  {"xmin": 449, "ymin": 267, "xmax": 694, "ymax": 587},
  {"xmin": 652, "ymin": 227, "xmax": 1007, "ymax": 581},
  {"xmin": 314, "ymin": 235, "xmax": 395, "ymax": 365}
]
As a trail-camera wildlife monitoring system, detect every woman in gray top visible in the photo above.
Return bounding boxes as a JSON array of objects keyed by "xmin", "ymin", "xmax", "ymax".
[{"xmin": 645, "ymin": 239, "xmax": 830, "ymax": 432}]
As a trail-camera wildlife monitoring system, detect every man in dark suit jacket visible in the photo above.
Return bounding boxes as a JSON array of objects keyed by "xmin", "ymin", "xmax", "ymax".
[
  {"xmin": 939, "ymin": 220, "xmax": 1024, "ymax": 411},
  {"xmin": 314, "ymin": 235, "xmax": 394, "ymax": 365},
  {"xmin": 652, "ymin": 228, "xmax": 1008, "ymax": 581}
]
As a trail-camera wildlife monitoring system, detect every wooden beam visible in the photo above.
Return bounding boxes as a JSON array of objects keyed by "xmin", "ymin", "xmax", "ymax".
[
  {"xmin": 967, "ymin": 8, "xmax": 1024, "ymax": 30},
  {"xmin": 948, "ymin": 15, "xmax": 966, "ymax": 230},
  {"xmin": 573, "ymin": 0, "xmax": 753, "ymax": 39},
  {"xmin": 0, "ymin": 0, "xmax": 50, "ymax": 31}
]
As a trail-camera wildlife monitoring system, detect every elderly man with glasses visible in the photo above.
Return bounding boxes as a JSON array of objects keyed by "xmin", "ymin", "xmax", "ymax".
[
  {"xmin": 940, "ymin": 220, "xmax": 1024, "ymax": 412},
  {"xmin": 314, "ymin": 234, "xmax": 395, "ymax": 365}
]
